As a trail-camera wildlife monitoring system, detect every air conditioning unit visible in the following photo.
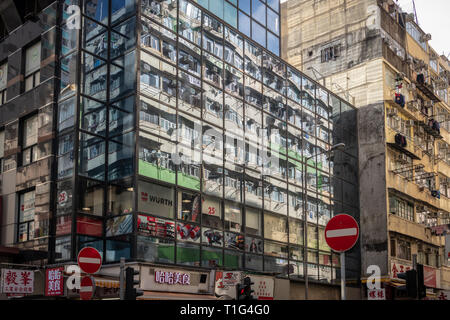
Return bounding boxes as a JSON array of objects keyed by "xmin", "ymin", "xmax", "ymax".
[
  {"xmin": 421, "ymin": 33, "xmax": 432, "ymax": 42},
  {"xmin": 404, "ymin": 13, "xmax": 415, "ymax": 23},
  {"xmin": 406, "ymin": 120, "xmax": 415, "ymax": 127},
  {"xmin": 388, "ymin": 108, "xmax": 398, "ymax": 116},
  {"xmin": 398, "ymin": 154, "xmax": 408, "ymax": 163},
  {"xmin": 406, "ymin": 83, "xmax": 416, "ymax": 91}
]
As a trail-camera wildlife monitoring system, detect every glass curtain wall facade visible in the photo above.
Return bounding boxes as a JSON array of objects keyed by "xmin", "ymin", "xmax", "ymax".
[{"xmin": 54, "ymin": 0, "xmax": 358, "ymax": 284}]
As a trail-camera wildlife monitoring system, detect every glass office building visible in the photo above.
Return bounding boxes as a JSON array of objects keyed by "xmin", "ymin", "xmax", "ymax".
[{"xmin": 0, "ymin": 0, "xmax": 358, "ymax": 286}]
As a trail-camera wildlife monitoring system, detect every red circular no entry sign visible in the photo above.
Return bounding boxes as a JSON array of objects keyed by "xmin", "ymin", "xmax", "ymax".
[
  {"xmin": 77, "ymin": 247, "xmax": 102, "ymax": 274},
  {"xmin": 80, "ymin": 276, "xmax": 95, "ymax": 300},
  {"xmin": 325, "ymin": 214, "xmax": 359, "ymax": 252}
]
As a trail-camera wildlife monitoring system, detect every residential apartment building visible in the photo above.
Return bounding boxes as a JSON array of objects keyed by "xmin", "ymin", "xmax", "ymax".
[
  {"xmin": 0, "ymin": 0, "xmax": 359, "ymax": 299},
  {"xmin": 281, "ymin": 0, "xmax": 450, "ymax": 299}
]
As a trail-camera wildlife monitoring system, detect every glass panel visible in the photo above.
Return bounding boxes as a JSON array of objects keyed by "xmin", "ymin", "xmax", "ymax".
[
  {"xmin": 111, "ymin": 0, "xmax": 136, "ymax": 25},
  {"xmin": 202, "ymin": 196, "xmax": 222, "ymax": 229},
  {"xmin": 142, "ymin": 0, "xmax": 177, "ymax": 31},
  {"xmin": 137, "ymin": 236, "xmax": 174, "ymax": 263},
  {"xmin": 78, "ymin": 179, "xmax": 104, "ymax": 216},
  {"xmin": 289, "ymin": 218, "xmax": 304, "ymax": 245},
  {"xmin": 224, "ymin": 202, "xmax": 242, "ymax": 232},
  {"xmin": 57, "ymin": 133, "xmax": 75, "ymax": 179},
  {"xmin": 60, "ymin": 52, "xmax": 78, "ymax": 99},
  {"xmin": 106, "ymin": 238, "xmax": 131, "ymax": 262},
  {"xmin": 202, "ymin": 228, "xmax": 223, "ymax": 247},
  {"xmin": 264, "ymin": 212, "xmax": 288, "ymax": 242},
  {"xmin": 84, "ymin": 0, "xmax": 109, "ymax": 24},
  {"xmin": 178, "ymin": 0, "xmax": 202, "ymax": 46},
  {"xmin": 55, "ymin": 236, "xmax": 71, "ymax": 261},
  {"xmin": 264, "ymin": 240, "xmax": 288, "ymax": 258},
  {"xmin": 224, "ymin": 250, "xmax": 243, "ymax": 269},
  {"xmin": 177, "ymin": 222, "xmax": 201, "ymax": 243},
  {"xmin": 57, "ymin": 179, "xmax": 73, "ymax": 216},
  {"xmin": 245, "ymin": 253, "xmax": 263, "ymax": 271},
  {"xmin": 176, "ymin": 242, "xmax": 200, "ymax": 266},
  {"xmin": 79, "ymin": 132, "xmax": 106, "ymax": 181},
  {"xmin": 108, "ymin": 132, "xmax": 135, "ymax": 181},
  {"xmin": 110, "ymin": 51, "xmax": 136, "ymax": 101},
  {"xmin": 107, "ymin": 182, "xmax": 134, "ymax": 216},
  {"xmin": 202, "ymin": 246, "xmax": 223, "ymax": 268},
  {"xmin": 245, "ymin": 235, "xmax": 263, "ymax": 254},
  {"xmin": 178, "ymin": 191, "xmax": 201, "ymax": 223},
  {"xmin": 25, "ymin": 42, "xmax": 41, "ymax": 76},
  {"xmin": 111, "ymin": 17, "xmax": 136, "ymax": 59},
  {"xmin": 106, "ymin": 215, "xmax": 133, "ymax": 237},
  {"xmin": 139, "ymin": 131, "xmax": 176, "ymax": 184},
  {"xmin": 138, "ymin": 180, "xmax": 174, "ymax": 218},
  {"xmin": 225, "ymin": 232, "xmax": 244, "ymax": 250},
  {"xmin": 137, "ymin": 214, "xmax": 175, "ymax": 238}
]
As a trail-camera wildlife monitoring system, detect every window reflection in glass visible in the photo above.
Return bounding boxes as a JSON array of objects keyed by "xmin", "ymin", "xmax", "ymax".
[
  {"xmin": 57, "ymin": 133, "xmax": 74, "ymax": 180},
  {"xmin": 203, "ymin": 53, "xmax": 223, "ymax": 88},
  {"xmin": 224, "ymin": 27, "xmax": 244, "ymax": 70},
  {"xmin": 178, "ymin": 0, "xmax": 202, "ymax": 46},
  {"xmin": 140, "ymin": 96, "xmax": 176, "ymax": 139},
  {"xmin": 264, "ymin": 212, "xmax": 288, "ymax": 242},
  {"xmin": 244, "ymin": 169, "xmax": 262, "ymax": 208},
  {"xmin": 202, "ymin": 196, "xmax": 222, "ymax": 229},
  {"xmin": 224, "ymin": 202, "xmax": 242, "ymax": 232},
  {"xmin": 176, "ymin": 242, "xmax": 200, "ymax": 266},
  {"xmin": 203, "ymin": 83, "xmax": 223, "ymax": 126},
  {"xmin": 79, "ymin": 132, "xmax": 106, "ymax": 181},
  {"xmin": 178, "ymin": 191, "xmax": 201, "ymax": 223},
  {"xmin": 142, "ymin": 0, "xmax": 177, "ymax": 32},
  {"xmin": 139, "ymin": 131, "xmax": 176, "ymax": 184},
  {"xmin": 137, "ymin": 236, "xmax": 175, "ymax": 263},
  {"xmin": 224, "ymin": 64, "xmax": 243, "ymax": 98},
  {"xmin": 78, "ymin": 179, "xmax": 104, "ymax": 216},
  {"xmin": 109, "ymin": 132, "xmax": 134, "ymax": 181},
  {"xmin": 245, "ymin": 207, "xmax": 261, "ymax": 236}
]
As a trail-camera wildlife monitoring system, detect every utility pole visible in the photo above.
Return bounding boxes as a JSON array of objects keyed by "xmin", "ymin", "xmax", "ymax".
[{"xmin": 119, "ymin": 257, "xmax": 125, "ymax": 300}]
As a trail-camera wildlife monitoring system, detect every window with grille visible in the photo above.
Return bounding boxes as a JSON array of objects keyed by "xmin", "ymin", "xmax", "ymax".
[
  {"xmin": 320, "ymin": 45, "xmax": 341, "ymax": 63},
  {"xmin": 25, "ymin": 42, "xmax": 41, "ymax": 92}
]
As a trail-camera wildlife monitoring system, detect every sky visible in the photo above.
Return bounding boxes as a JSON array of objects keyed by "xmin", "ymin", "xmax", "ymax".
[{"xmin": 395, "ymin": 0, "xmax": 450, "ymax": 57}]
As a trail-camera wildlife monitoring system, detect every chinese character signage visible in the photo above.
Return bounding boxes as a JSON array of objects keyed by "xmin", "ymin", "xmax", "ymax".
[
  {"xmin": 45, "ymin": 267, "xmax": 64, "ymax": 296},
  {"xmin": 390, "ymin": 260, "xmax": 412, "ymax": 279},
  {"xmin": 1, "ymin": 269, "xmax": 34, "ymax": 294},
  {"xmin": 155, "ymin": 270, "xmax": 191, "ymax": 285},
  {"xmin": 368, "ymin": 288, "xmax": 386, "ymax": 300}
]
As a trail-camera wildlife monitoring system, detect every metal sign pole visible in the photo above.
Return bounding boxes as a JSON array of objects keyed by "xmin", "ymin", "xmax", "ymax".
[{"xmin": 341, "ymin": 252, "xmax": 346, "ymax": 300}]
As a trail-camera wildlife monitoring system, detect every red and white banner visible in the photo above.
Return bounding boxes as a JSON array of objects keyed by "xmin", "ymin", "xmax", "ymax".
[
  {"xmin": 1, "ymin": 269, "xmax": 34, "ymax": 294},
  {"xmin": 45, "ymin": 267, "xmax": 64, "ymax": 296},
  {"xmin": 423, "ymin": 266, "xmax": 437, "ymax": 288}
]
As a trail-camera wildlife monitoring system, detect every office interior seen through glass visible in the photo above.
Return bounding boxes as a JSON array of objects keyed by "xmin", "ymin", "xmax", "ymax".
[{"xmin": 51, "ymin": 0, "xmax": 359, "ymax": 284}]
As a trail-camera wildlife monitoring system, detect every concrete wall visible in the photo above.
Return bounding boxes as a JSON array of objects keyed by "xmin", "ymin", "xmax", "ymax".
[{"xmin": 358, "ymin": 102, "xmax": 389, "ymax": 276}]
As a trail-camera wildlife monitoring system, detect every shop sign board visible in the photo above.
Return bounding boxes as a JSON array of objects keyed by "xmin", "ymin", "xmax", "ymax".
[
  {"xmin": 423, "ymin": 266, "xmax": 437, "ymax": 288},
  {"xmin": 45, "ymin": 267, "xmax": 64, "ymax": 296},
  {"xmin": 1, "ymin": 269, "xmax": 34, "ymax": 294},
  {"xmin": 367, "ymin": 288, "xmax": 386, "ymax": 300},
  {"xmin": 390, "ymin": 260, "xmax": 413, "ymax": 280},
  {"xmin": 215, "ymin": 271, "xmax": 242, "ymax": 299}
]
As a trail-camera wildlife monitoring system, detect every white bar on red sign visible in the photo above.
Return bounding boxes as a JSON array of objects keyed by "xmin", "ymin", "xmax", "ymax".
[{"xmin": 326, "ymin": 228, "xmax": 358, "ymax": 238}]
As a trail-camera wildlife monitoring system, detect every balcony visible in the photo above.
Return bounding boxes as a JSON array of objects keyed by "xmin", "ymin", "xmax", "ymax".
[{"xmin": 388, "ymin": 213, "xmax": 441, "ymax": 246}]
